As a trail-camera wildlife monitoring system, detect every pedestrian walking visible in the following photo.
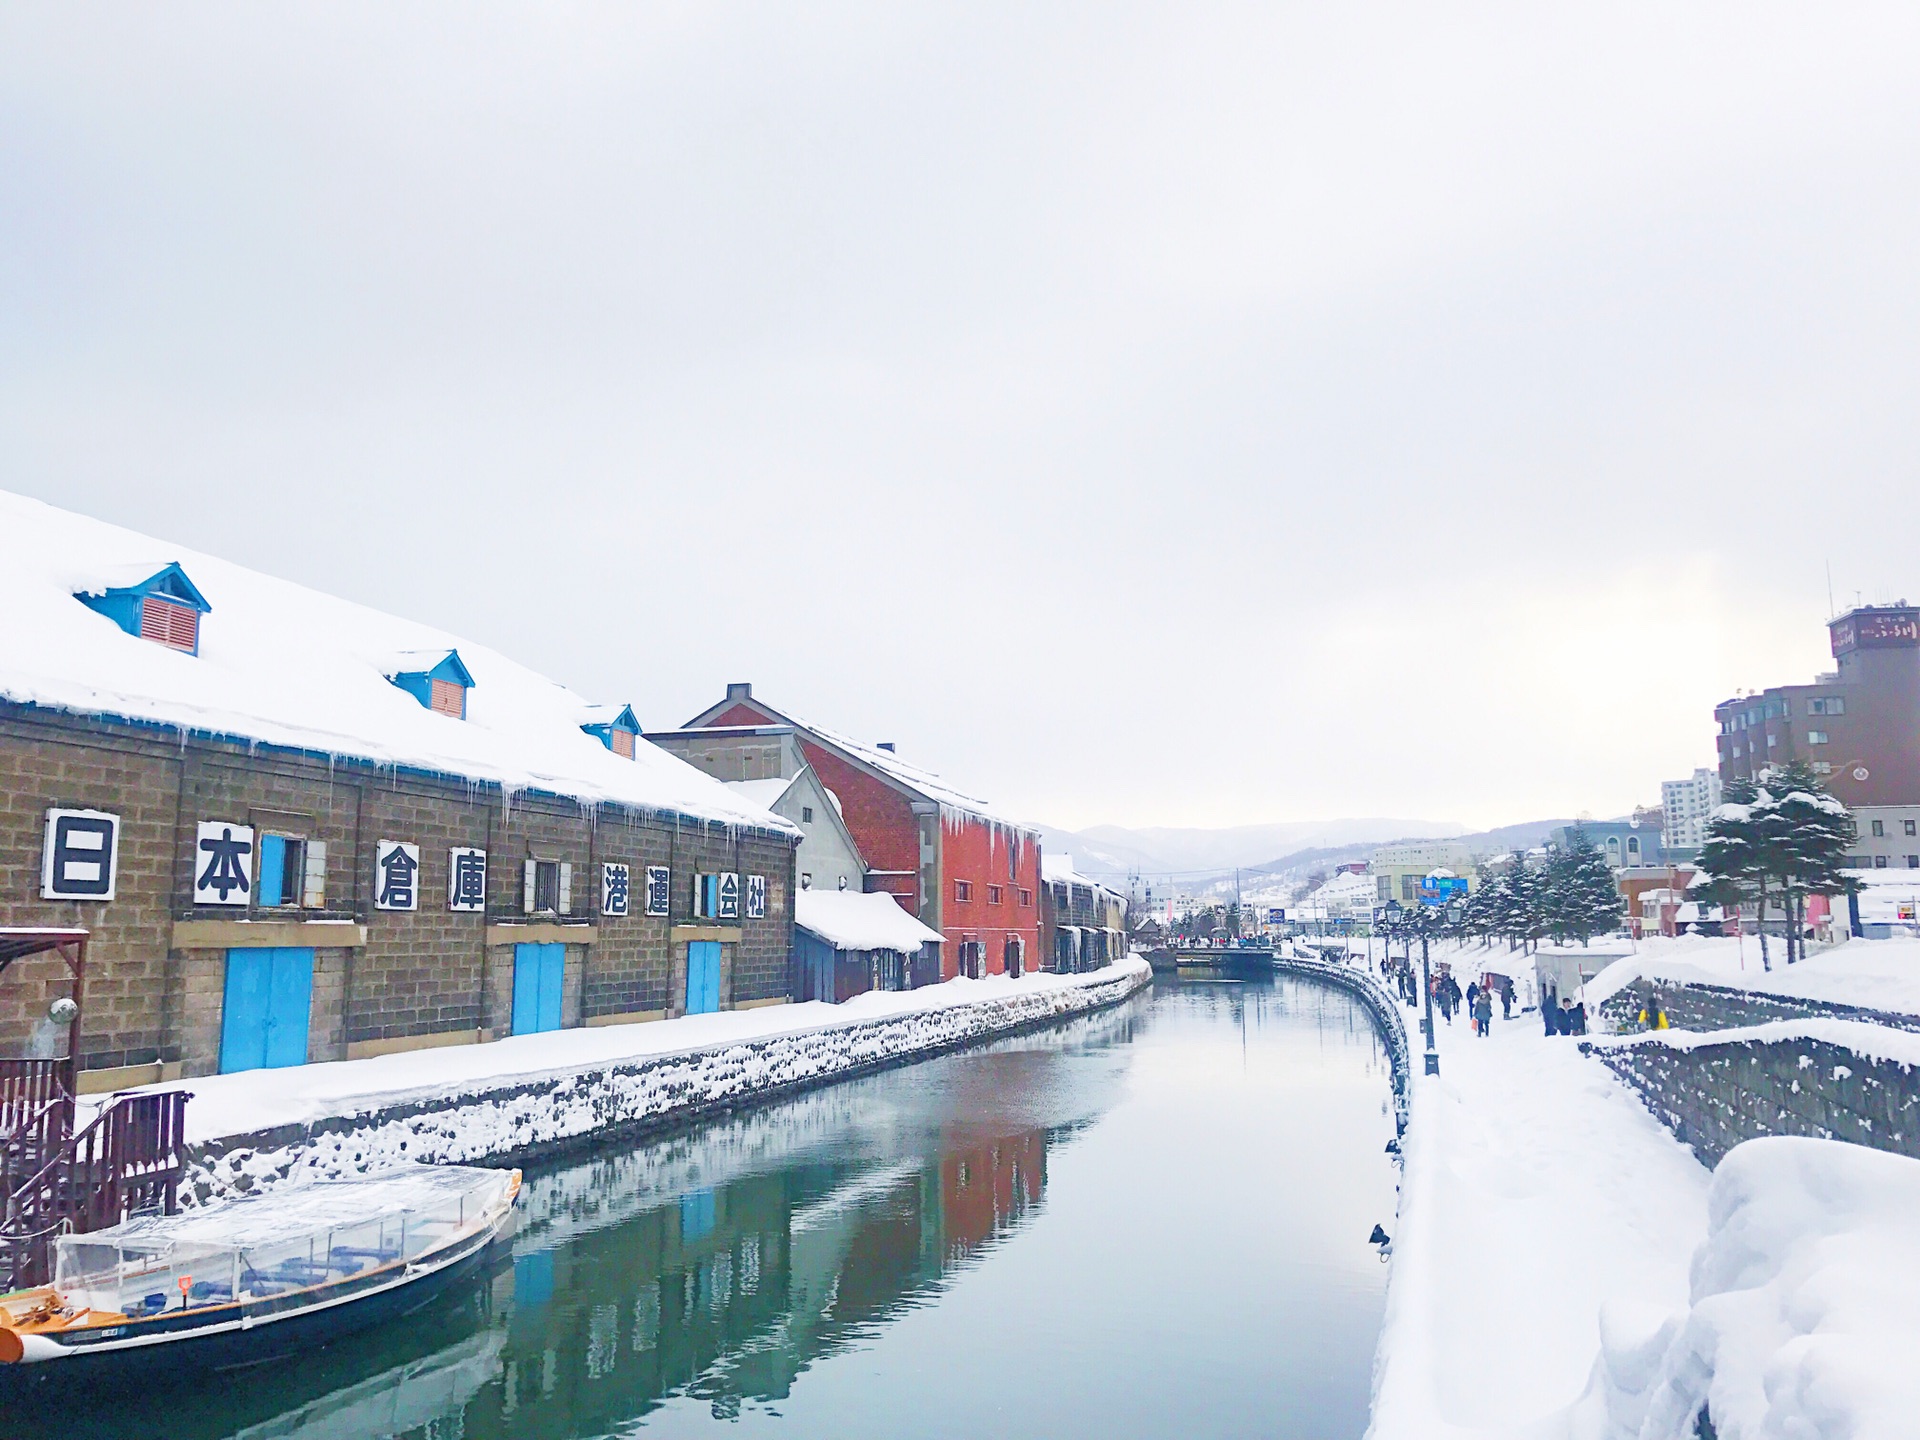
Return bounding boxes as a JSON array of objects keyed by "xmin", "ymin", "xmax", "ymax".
[
  {"xmin": 1473, "ymin": 985, "xmax": 1493, "ymax": 1038},
  {"xmin": 1500, "ymin": 982, "xmax": 1512, "ymax": 1021}
]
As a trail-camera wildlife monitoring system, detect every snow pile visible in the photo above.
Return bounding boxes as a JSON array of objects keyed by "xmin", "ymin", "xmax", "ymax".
[
  {"xmin": 1367, "ymin": 1014, "xmax": 1710, "ymax": 1439},
  {"xmin": 1605, "ymin": 1137, "xmax": 1920, "ymax": 1440},
  {"xmin": 793, "ymin": 889, "xmax": 943, "ymax": 951},
  {"xmin": 163, "ymin": 959, "xmax": 1151, "ymax": 1203},
  {"xmin": 0, "ymin": 489, "xmax": 791, "ymax": 832},
  {"xmin": 1582, "ymin": 935, "xmax": 1920, "ymax": 1018}
]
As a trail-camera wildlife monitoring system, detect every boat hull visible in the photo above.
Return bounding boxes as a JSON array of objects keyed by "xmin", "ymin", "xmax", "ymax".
[{"xmin": 0, "ymin": 1209, "xmax": 512, "ymax": 1385}]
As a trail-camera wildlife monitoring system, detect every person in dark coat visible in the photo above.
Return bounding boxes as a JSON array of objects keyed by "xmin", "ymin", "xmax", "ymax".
[
  {"xmin": 1472, "ymin": 985, "xmax": 1493, "ymax": 1037},
  {"xmin": 1500, "ymin": 981, "xmax": 1513, "ymax": 1021},
  {"xmin": 1568, "ymin": 1000, "xmax": 1588, "ymax": 1036},
  {"xmin": 1465, "ymin": 982, "xmax": 1480, "ymax": 1034},
  {"xmin": 1543, "ymin": 993, "xmax": 1561, "ymax": 1036}
]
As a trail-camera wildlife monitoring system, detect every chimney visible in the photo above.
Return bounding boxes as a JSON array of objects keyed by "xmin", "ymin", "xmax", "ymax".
[
  {"xmin": 877, "ymin": 742, "xmax": 896, "ymax": 753},
  {"xmin": 726, "ymin": 682, "xmax": 752, "ymax": 702}
]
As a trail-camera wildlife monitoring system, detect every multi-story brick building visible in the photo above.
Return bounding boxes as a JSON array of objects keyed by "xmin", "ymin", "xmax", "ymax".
[
  {"xmin": 664, "ymin": 686, "xmax": 1042, "ymax": 980},
  {"xmin": 1715, "ymin": 603, "xmax": 1920, "ymax": 807},
  {"xmin": 0, "ymin": 493, "xmax": 797, "ymax": 1089}
]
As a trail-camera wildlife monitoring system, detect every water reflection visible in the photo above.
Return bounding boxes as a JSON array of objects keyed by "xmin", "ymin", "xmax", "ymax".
[{"xmin": 36, "ymin": 979, "xmax": 1396, "ymax": 1440}]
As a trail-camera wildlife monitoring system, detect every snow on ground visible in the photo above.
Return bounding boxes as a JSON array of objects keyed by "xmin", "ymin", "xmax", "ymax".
[
  {"xmin": 1368, "ymin": 969, "xmax": 1711, "ymax": 1440},
  {"xmin": 1623, "ymin": 1137, "xmax": 1920, "ymax": 1440},
  {"xmin": 114, "ymin": 959, "xmax": 1149, "ymax": 1145},
  {"xmin": 1577, "ymin": 934, "xmax": 1920, "ymax": 1017},
  {"xmin": 1370, "ymin": 937, "xmax": 1920, "ymax": 1439}
]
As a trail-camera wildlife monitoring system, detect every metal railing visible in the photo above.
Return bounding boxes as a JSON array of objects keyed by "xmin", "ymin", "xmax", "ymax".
[{"xmin": 0, "ymin": 1090, "xmax": 191, "ymax": 1292}]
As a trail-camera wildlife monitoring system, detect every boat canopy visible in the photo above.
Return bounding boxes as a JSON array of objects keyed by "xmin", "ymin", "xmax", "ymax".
[{"xmin": 55, "ymin": 1165, "xmax": 514, "ymax": 1320}]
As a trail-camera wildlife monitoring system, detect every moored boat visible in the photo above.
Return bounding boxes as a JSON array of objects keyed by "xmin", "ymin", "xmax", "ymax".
[{"xmin": 0, "ymin": 1163, "xmax": 519, "ymax": 1377}]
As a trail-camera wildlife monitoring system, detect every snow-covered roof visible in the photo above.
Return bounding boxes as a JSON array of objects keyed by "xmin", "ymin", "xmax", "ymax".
[
  {"xmin": 1042, "ymin": 852, "xmax": 1123, "ymax": 899},
  {"xmin": 0, "ymin": 491, "xmax": 795, "ymax": 834},
  {"xmin": 794, "ymin": 889, "xmax": 944, "ymax": 952},
  {"xmin": 699, "ymin": 694, "xmax": 1021, "ymax": 828},
  {"xmin": 725, "ymin": 777, "xmax": 797, "ymax": 810}
]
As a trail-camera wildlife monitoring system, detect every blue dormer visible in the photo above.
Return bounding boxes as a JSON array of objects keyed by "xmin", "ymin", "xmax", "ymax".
[
  {"xmin": 582, "ymin": 704, "xmax": 642, "ymax": 758},
  {"xmin": 387, "ymin": 650, "xmax": 476, "ymax": 719},
  {"xmin": 75, "ymin": 562, "xmax": 212, "ymax": 655}
]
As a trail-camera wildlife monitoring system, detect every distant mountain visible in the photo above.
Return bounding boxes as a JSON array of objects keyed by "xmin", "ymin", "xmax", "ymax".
[
  {"xmin": 1034, "ymin": 818, "xmax": 1470, "ymax": 881},
  {"xmin": 1036, "ymin": 815, "xmax": 1577, "ymax": 898},
  {"xmin": 1242, "ymin": 817, "xmax": 1579, "ymax": 883}
]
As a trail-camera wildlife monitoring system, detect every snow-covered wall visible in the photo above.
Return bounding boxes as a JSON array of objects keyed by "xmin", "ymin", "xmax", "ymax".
[
  {"xmin": 183, "ymin": 960, "xmax": 1152, "ymax": 1205},
  {"xmin": 1586, "ymin": 1020, "xmax": 1920, "ymax": 1167}
]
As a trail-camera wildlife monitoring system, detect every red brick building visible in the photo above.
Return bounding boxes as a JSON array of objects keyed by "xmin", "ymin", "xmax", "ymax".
[{"xmin": 677, "ymin": 686, "xmax": 1042, "ymax": 980}]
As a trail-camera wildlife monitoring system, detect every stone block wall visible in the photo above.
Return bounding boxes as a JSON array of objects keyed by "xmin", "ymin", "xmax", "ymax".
[
  {"xmin": 1597, "ymin": 978, "xmax": 1920, "ymax": 1039},
  {"xmin": 0, "ymin": 701, "xmax": 798, "ymax": 1080},
  {"xmin": 1590, "ymin": 1032, "xmax": 1920, "ymax": 1168}
]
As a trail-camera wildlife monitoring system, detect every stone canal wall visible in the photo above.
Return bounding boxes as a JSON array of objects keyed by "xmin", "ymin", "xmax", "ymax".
[
  {"xmin": 181, "ymin": 958, "xmax": 1154, "ymax": 1204},
  {"xmin": 1596, "ymin": 977, "xmax": 1920, "ymax": 1038},
  {"xmin": 1584, "ymin": 1020, "xmax": 1920, "ymax": 1168},
  {"xmin": 1268, "ymin": 952, "xmax": 1411, "ymax": 1133}
]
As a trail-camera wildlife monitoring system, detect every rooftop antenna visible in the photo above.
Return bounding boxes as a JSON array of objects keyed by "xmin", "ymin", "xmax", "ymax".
[{"xmin": 1826, "ymin": 560, "xmax": 1835, "ymax": 619}]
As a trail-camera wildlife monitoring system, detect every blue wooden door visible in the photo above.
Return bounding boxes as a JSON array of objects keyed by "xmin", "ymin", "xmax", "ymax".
[
  {"xmin": 220, "ymin": 947, "xmax": 314, "ymax": 1073},
  {"xmin": 686, "ymin": 940, "xmax": 721, "ymax": 1015},
  {"xmin": 512, "ymin": 943, "xmax": 566, "ymax": 1034}
]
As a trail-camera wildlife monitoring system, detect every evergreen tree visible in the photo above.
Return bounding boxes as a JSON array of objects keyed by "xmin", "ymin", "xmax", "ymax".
[
  {"xmin": 1755, "ymin": 761, "xmax": 1858, "ymax": 963},
  {"xmin": 1544, "ymin": 827, "xmax": 1625, "ymax": 944},
  {"xmin": 1508, "ymin": 850, "xmax": 1550, "ymax": 952},
  {"xmin": 1697, "ymin": 776, "xmax": 1772, "ymax": 969}
]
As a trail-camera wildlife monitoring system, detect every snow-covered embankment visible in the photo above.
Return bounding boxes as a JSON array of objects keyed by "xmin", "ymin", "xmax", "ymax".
[{"xmin": 161, "ymin": 959, "xmax": 1151, "ymax": 1204}]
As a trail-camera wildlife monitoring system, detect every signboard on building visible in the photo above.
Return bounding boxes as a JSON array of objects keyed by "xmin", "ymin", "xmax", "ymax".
[
  {"xmin": 449, "ymin": 847, "xmax": 487, "ymax": 912},
  {"xmin": 42, "ymin": 808, "xmax": 120, "ymax": 901},
  {"xmin": 645, "ymin": 866, "xmax": 671, "ymax": 918},
  {"xmin": 717, "ymin": 872, "xmax": 741, "ymax": 920},
  {"xmin": 602, "ymin": 862, "xmax": 631, "ymax": 917},
  {"xmin": 1267, "ymin": 907, "xmax": 1286, "ymax": 924},
  {"xmin": 373, "ymin": 840, "xmax": 421, "ymax": 911},
  {"xmin": 194, "ymin": 821, "xmax": 255, "ymax": 907},
  {"xmin": 1418, "ymin": 875, "xmax": 1468, "ymax": 907},
  {"xmin": 1832, "ymin": 607, "xmax": 1920, "ymax": 655},
  {"xmin": 746, "ymin": 874, "xmax": 767, "ymax": 919}
]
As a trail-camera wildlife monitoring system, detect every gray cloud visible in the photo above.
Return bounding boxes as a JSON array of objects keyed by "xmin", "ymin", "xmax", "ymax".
[{"xmin": 4, "ymin": 3, "xmax": 1917, "ymax": 829}]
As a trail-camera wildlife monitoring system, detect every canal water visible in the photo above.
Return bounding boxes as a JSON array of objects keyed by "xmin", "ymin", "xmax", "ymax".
[{"xmin": 41, "ymin": 976, "xmax": 1400, "ymax": 1440}]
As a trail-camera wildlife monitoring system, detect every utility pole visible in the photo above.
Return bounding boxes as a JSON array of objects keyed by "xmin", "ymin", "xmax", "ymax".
[{"xmin": 1421, "ymin": 927, "xmax": 1440, "ymax": 1076}]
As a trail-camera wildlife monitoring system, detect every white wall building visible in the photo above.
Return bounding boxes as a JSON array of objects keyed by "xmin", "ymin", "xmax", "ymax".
[{"xmin": 1661, "ymin": 768, "xmax": 1723, "ymax": 850}]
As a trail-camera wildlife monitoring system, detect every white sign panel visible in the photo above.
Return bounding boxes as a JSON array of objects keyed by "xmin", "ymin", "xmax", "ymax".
[
  {"xmin": 41, "ymin": 808, "xmax": 120, "ymax": 901},
  {"xmin": 194, "ymin": 821, "xmax": 255, "ymax": 907},
  {"xmin": 717, "ymin": 872, "xmax": 741, "ymax": 920},
  {"xmin": 645, "ymin": 866, "xmax": 671, "ymax": 918},
  {"xmin": 374, "ymin": 840, "xmax": 421, "ymax": 912},
  {"xmin": 602, "ymin": 862, "xmax": 631, "ymax": 917},
  {"xmin": 746, "ymin": 873, "xmax": 767, "ymax": 919},
  {"xmin": 449, "ymin": 847, "xmax": 487, "ymax": 913}
]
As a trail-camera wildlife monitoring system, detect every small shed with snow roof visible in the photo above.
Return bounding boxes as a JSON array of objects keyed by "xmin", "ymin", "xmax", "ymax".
[{"xmin": 792, "ymin": 890, "xmax": 944, "ymax": 1002}]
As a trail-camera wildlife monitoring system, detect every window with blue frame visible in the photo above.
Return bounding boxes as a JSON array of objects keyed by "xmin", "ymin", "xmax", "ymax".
[
  {"xmin": 74, "ymin": 563, "xmax": 212, "ymax": 655},
  {"xmin": 255, "ymin": 832, "xmax": 325, "ymax": 909},
  {"xmin": 580, "ymin": 704, "xmax": 641, "ymax": 759},
  {"xmin": 386, "ymin": 650, "xmax": 475, "ymax": 719}
]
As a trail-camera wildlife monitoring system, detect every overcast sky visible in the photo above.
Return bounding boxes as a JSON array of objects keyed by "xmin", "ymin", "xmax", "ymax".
[{"xmin": 5, "ymin": 4, "xmax": 1918, "ymax": 832}]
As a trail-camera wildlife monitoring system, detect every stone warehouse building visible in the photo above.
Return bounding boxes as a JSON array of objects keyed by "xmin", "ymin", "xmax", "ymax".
[
  {"xmin": 1039, "ymin": 853, "xmax": 1127, "ymax": 973},
  {"xmin": 0, "ymin": 493, "xmax": 798, "ymax": 1090}
]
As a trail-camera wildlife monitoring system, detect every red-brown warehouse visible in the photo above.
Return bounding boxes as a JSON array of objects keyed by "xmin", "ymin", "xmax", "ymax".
[{"xmin": 656, "ymin": 684, "xmax": 1044, "ymax": 980}]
